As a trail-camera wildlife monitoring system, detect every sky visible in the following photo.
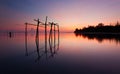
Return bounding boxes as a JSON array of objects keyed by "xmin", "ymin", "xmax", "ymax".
[{"xmin": 0, "ymin": 0, "xmax": 120, "ymax": 32}]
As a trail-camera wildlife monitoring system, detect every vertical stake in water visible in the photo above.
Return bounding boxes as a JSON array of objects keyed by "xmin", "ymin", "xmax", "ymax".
[
  {"xmin": 54, "ymin": 23, "xmax": 56, "ymax": 52},
  {"xmin": 25, "ymin": 23, "xmax": 28, "ymax": 56},
  {"xmin": 36, "ymin": 19, "xmax": 40, "ymax": 38},
  {"xmin": 57, "ymin": 25, "xmax": 60, "ymax": 50},
  {"xmin": 50, "ymin": 22, "xmax": 53, "ymax": 45},
  {"xmin": 45, "ymin": 16, "xmax": 48, "ymax": 55},
  {"xmin": 25, "ymin": 23, "xmax": 28, "ymax": 40}
]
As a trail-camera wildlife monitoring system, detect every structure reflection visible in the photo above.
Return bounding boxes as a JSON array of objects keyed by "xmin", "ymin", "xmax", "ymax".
[
  {"xmin": 25, "ymin": 17, "xmax": 60, "ymax": 62},
  {"xmin": 8, "ymin": 32, "xmax": 14, "ymax": 38},
  {"xmin": 49, "ymin": 22, "xmax": 59, "ymax": 58}
]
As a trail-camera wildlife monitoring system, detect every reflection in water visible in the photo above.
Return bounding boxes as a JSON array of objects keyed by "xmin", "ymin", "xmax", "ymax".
[
  {"xmin": 49, "ymin": 22, "xmax": 59, "ymax": 58},
  {"xmin": 75, "ymin": 33, "xmax": 120, "ymax": 44},
  {"xmin": 35, "ymin": 34, "xmax": 41, "ymax": 62},
  {"xmin": 25, "ymin": 23, "xmax": 60, "ymax": 62},
  {"xmin": 1, "ymin": 32, "xmax": 120, "ymax": 73},
  {"xmin": 8, "ymin": 32, "xmax": 14, "ymax": 38}
]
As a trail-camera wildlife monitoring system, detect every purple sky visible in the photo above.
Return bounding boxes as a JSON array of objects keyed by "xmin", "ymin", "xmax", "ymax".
[{"xmin": 0, "ymin": 0, "xmax": 120, "ymax": 32}]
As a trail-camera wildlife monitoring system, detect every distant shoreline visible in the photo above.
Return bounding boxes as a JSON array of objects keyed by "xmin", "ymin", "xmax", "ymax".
[
  {"xmin": 74, "ymin": 32, "xmax": 120, "ymax": 35},
  {"xmin": 74, "ymin": 22, "xmax": 120, "ymax": 34}
]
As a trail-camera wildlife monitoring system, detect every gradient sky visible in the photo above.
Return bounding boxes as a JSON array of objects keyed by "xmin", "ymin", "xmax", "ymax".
[{"xmin": 0, "ymin": 0, "xmax": 120, "ymax": 32}]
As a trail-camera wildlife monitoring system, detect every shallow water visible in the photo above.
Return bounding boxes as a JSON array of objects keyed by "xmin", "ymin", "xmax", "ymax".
[{"xmin": 0, "ymin": 32, "xmax": 120, "ymax": 74}]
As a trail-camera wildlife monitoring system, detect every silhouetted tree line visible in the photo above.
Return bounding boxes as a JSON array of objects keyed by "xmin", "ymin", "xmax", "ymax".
[{"xmin": 74, "ymin": 22, "xmax": 120, "ymax": 33}]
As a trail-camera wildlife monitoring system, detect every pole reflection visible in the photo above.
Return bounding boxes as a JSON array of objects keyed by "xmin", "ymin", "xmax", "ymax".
[{"xmin": 25, "ymin": 19, "xmax": 60, "ymax": 62}]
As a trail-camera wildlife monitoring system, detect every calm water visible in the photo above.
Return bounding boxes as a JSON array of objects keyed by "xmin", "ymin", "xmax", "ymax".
[{"xmin": 0, "ymin": 32, "xmax": 120, "ymax": 74}]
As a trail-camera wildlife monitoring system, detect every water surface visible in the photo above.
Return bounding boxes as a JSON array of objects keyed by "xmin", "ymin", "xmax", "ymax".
[{"xmin": 0, "ymin": 33, "xmax": 120, "ymax": 74}]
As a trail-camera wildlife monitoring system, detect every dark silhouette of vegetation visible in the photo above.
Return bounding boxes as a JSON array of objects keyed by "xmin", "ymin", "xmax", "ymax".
[
  {"xmin": 74, "ymin": 22, "xmax": 120, "ymax": 33},
  {"xmin": 75, "ymin": 33, "xmax": 120, "ymax": 44}
]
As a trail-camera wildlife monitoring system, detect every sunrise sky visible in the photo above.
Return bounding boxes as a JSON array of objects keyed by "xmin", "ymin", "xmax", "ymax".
[{"xmin": 0, "ymin": 0, "xmax": 120, "ymax": 32}]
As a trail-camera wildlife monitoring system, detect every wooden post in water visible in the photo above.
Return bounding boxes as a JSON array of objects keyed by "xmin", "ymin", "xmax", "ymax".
[
  {"xmin": 45, "ymin": 16, "xmax": 48, "ymax": 58},
  {"xmin": 49, "ymin": 22, "xmax": 53, "ymax": 44},
  {"xmin": 24, "ymin": 17, "xmax": 59, "ymax": 59},
  {"xmin": 57, "ymin": 24, "xmax": 60, "ymax": 50},
  {"xmin": 49, "ymin": 22, "xmax": 53, "ymax": 56},
  {"xmin": 34, "ymin": 19, "xmax": 40, "ymax": 39},
  {"xmin": 25, "ymin": 22, "xmax": 28, "ymax": 56},
  {"xmin": 25, "ymin": 23, "xmax": 28, "ymax": 37},
  {"xmin": 54, "ymin": 23, "xmax": 56, "ymax": 52}
]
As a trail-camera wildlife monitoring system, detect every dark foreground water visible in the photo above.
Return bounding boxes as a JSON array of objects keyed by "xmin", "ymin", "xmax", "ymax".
[{"xmin": 0, "ymin": 33, "xmax": 120, "ymax": 74}]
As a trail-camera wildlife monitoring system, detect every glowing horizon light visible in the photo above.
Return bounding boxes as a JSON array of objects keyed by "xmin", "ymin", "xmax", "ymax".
[{"xmin": 0, "ymin": 0, "xmax": 120, "ymax": 32}]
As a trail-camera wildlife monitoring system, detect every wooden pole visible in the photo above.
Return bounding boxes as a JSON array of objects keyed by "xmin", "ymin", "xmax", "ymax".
[
  {"xmin": 35, "ymin": 19, "xmax": 40, "ymax": 38},
  {"xmin": 25, "ymin": 23, "xmax": 28, "ymax": 56},
  {"xmin": 54, "ymin": 23, "xmax": 56, "ymax": 52},
  {"xmin": 50, "ymin": 22, "xmax": 53, "ymax": 45},
  {"xmin": 45, "ymin": 16, "xmax": 48, "ymax": 59},
  {"xmin": 49, "ymin": 22, "xmax": 53, "ymax": 56},
  {"xmin": 25, "ymin": 23, "xmax": 28, "ymax": 38},
  {"xmin": 57, "ymin": 25, "xmax": 60, "ymax": 50}
]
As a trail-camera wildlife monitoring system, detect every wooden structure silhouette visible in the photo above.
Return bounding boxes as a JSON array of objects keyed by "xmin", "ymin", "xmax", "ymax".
[{"xmin": 25, "ymin": 16, "xmax": 60, "ymax": 62}]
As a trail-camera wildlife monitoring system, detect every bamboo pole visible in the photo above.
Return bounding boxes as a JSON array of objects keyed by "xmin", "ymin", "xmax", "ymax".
[
  {"xmin": 45, "ymin": 16, "xmax": 48, "ymax": 59},
  {"xmin": 25, "ymin": 23, "xmax": 28, "ymax": 56}
]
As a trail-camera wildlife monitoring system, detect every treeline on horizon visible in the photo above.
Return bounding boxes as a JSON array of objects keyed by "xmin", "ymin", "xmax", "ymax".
[{"xmin": 74, "ymin": 22, "xmax": 120, "ymax": 33}]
